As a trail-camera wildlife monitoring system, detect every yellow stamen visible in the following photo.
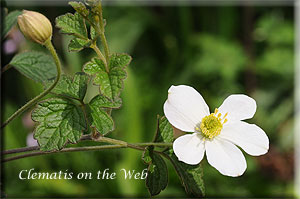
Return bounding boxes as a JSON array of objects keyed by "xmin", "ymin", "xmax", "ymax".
[
  {"xmin": 214, "ymin": 108, "xmax": 218, "ymax": 114},
  {"xmin": 198, "ymin": 109, "xmax": 229, "ymax": 139}
]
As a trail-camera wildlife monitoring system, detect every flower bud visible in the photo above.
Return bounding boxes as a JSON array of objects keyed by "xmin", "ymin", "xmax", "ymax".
[{"xmin": 17, "ymin": 10, "xmax": 52, "ymax": 45}]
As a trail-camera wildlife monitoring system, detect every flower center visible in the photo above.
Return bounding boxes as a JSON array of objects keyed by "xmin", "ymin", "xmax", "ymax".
[{"xmin": 197, "ymin": 108, "xmax": 228, "ymax": 139}]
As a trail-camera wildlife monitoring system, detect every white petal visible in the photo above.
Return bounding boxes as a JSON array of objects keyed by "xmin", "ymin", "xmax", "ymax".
[
  {"xmin": 219, "ymin": 121, "xmax": 269, "ymax": 156},
  {"xmin": 164, "ymin": 85, "xmax": 210, "ymax": 132},
  {"xmin": 218, "ymin": 94, "xmax": 256, "ymax": 122},
  {"xmin": 173, "ymin": 133, "xmax": 205, "ymax": 165},
  {"xmin": 205, "ymin": 138, "xmax": 247, "ymax": 177}
]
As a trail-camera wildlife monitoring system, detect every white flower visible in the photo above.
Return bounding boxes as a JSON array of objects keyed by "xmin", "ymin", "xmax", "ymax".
[{"xmin": 164, "ymin": 85, "xmax": 269, "ymax": 177}]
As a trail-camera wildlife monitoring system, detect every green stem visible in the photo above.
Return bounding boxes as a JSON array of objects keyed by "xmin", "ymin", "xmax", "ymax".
[
  {"xmin": 94, "ymin": 136, "xmax": 172, "ymax": 154},
  {"xmin": 96, "ymin": 136, "xmax": 173, "ymax": 148},
  {"xmin": 2, "ymin": 134, "xmax": 173, "ymax": 163},
  {"xmin": 98, "ymin": 3, "xmax": 109, "ymax": 63},
  {"xmin": 90, "ymin": 43, "xmax": 107, "ymax": 70},
  {"xmin": 3, "ymin": 142, "xmax": 172, "ymax": 155},
  {"xmin": 3, "ymin": 146, "xmax": 39, "ymax": 155},
  {"xmin": 135, "ymin": 142, "xmax": 172, "ymax": 147},
  {"xmin": 2, "ymin": 141, "xmax": 172, "ymax": 163},
  {"xmin": 1, "ymin": 64, "xmax": 13, "ymax": 74},
  {"xmin": 4, "ymin": 134, "xmax": 91, "ymax": 155},
  {"xmin": 1, "ymin": 39, "xmax": 62, "ymax": 129},
  {"xmin": 96, "ymin": 136, "xmax": 128, "ymax": 146},
  {"xmin": 2, "ymin": 145, "xmax": 126, "ymax": 163},
  {"xmin": 95, "ymin": 1, "xmax": 110, "ymax": 68}
]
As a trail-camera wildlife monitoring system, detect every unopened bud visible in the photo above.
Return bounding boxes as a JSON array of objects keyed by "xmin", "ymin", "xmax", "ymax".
[{"xmin": 18, "ymin": 10, "xmax": 52, "ymax": 45}]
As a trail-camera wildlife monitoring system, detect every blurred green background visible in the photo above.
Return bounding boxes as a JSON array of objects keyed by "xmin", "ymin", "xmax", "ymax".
[{"xmin": 2, "ymin": 2, "xmax": 295, "ymax": 198}]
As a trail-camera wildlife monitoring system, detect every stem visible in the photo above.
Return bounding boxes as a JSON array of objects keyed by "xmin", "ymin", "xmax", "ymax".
[
  {"xmin": 95, "ymin": 136, "xmax": 128, "ymax": 146},
  {"xmin": 95, "ymin": 1, "xmax": 110, "ymax": 68},
  {"xmin": 3, "ymin": 134, "xmax": 92, "ymax": 155},
  {"xmin": 94, "ymin": 136, "xmax": 172, "ymax": 148},
  {"xmin": 98, "ymin": 3, "xmax": 109, "ymax": 63},
  {"xmin": 127, "ymin": 143, "xmax": 145, "ymax": 151},
  {"xmin": 2, "ymin": 134, "xmax": 173, "ymax": 163},
  {"xmin": 2, "ymin": 142, "xmax": 171, "ymax": 163},
  {"xmin": 3, "ymin": 146, "xmax": 39, "ymax": 155},
  {"xmin": 3, "ymin": 142, "xmax": 172, "ymax": 156},
  {"xmin": 135, "ymin": 142, "xmax": 172, "ymax": 147},
  {"xmin": 90, "ymin": 43, "xmax": 107, "ymax": 69},
  {"xmin": 79, "ymin": 102, "xmax": 91, "ymax": 134},
  {"xmin": 1, "ymin": 39, "xmax": 62, "ymax": 129},
  {"xmin": 1, "ymin": 64, "xmax": 13, "ymax": 74},
  {"xmin": 2, "ymin": 145, "xmax": 125, "ymax": 163}
]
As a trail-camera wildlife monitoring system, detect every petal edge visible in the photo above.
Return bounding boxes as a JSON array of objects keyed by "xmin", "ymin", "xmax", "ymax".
[
  {"xmin": 219, "ymin": 121, "xmax": 269, "ymax": 156},
  {"xmin": 163, "ymin": 85, "xmax": 210, "ymax": 132},
  {"xmin": 205, "ymin": 138, "xmax": 247, "ymax": 177},
  {"xmin": 218, "ymin": 94, "xmax": 256, "ymax": 122},
  {"xmin": 173, "ymin": 133, "xmax": 205, "ymax": 165}
]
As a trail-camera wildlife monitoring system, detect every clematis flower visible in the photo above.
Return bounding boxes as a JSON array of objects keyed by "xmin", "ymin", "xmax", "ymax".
[{"xmin": 164, "ymin": 85, "xmax": 269, "ymax": 177}]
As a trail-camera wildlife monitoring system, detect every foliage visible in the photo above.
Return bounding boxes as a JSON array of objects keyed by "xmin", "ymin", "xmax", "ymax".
[
  {"xmin": 143, "ymin": 146, "xmax": 168, "ymax": 196},
  {"xmin": 2, "ymin": 1, "xmax": 206, "ymax": 197},
  {"xmin": 2, "ymin": 10, "xmax": 22, "ymax": 38},
  {"xmin": 83, "ymin": 54, "xmax": 132, "ymax": 101},
  {"xmin": 32, "ymin": 98, "xmax": 87, "ymax": 150},
  {"xmin": 9, "ymin": 51, "xmax": 57, "ymax": 83},
  {"xmin": 142, "ymin": 116, "xmax": 204, "ymax": 196}
]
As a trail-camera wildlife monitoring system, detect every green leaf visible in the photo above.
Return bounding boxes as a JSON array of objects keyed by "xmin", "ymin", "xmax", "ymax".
[
  {"xmin": 154, "ymin": 115, "xmax": 174, "ymax": 143},
  {"xmin": 46, "ymin": 72, "xmax": 89, "ymax": 101},
  {"xmin": 90, "ymin": 26, "xmax": 97, "ymax": 40},
  {"xmin": 10, "ymin": 51, "xmax": 57, "ymax": 83},
  {"xmin": 89, "ymin": 94, "xmax": 122, "ymax": 109},
  {"xmin": 56, "ymin": 10, "xmax": 91, "ymax": 52},
  {"xmin": 68, "ymin": 38, "xmax": 91, "ymax": 52},
  {"xmin": 68, "ymin": 1, "xmax": 96, "ymax": 27},
  {"xmin": 167, "ymin": 153, "xmax": 205, "ymax": 197},
  {"xmin": 69, "ymin": 1, "xmax": 89, "ymax": 18},
  {"xmin": 83, "ymin": 54, "xmax": 132, "ymax": 100},
  {"xmin": 2, "ymin": 10, "xmax": 22, "ymax": 38},
  {"xmin": 87, "ymin": 95, "xmax": 121, "ymax": 135},
  {"xmin": 56, "ymin": 12, "xmax": 88, "ymax": 39},
  {"xmin": 143, "ymin": 146, "xmax": 168, "ymax": 196},
  {"xmin": 32, "ymin": 98, "xmax": 87, "ymax": 151}
]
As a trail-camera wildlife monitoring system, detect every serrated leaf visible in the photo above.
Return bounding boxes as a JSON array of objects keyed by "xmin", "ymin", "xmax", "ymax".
[
  {"xmin": 32, "ymin": 98, "xmax": 86, "ymax": 151},
  {"xmin": 83, "ymin": 54, "xmax": 132, "ymax": 100},
  {"xmin": 154, "ymin": 115, "xmax": 174, "ymax": 143},
  {"xmin": 167, "ymin": 153, "xmax": 205, "ymax": 197},
  {"xmin": 87, "ymin": 95, "xmax": 121, "ymax": 135},
  {"xmin": 68, "ymin": 38, "xmax": 91, "ymax": 52},
  {"xmin": 143, "ymin": 146, "xmax": 168, "ymax": 196},
  {"xmin": 69, "ymin": 1, "xmax": 89, "ymax": 18},
  {"xmin": 3, "ymin": 10, "xmax": 22, "ymax": 38},
  {"xmin": 56, "ymin": 12, "xmax": 88, "ymax": 39},
  {"xmin": 10, "ymin": 51, "xmax": 57, "ymax": 83},
  {"xmin": 46, "ymin": 72, "xmax": 89, "ymax": 101},
  {"xmin": 89, "ymin": 94, "xmax": 122, "ymax": 108},
  {"xmin": 68, "ymin": 1, "xmax": 96, "ymax": 27}
]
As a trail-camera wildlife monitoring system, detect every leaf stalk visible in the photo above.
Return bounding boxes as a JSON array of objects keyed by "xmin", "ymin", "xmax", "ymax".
[
  {"xmin": 94, "ymin": 0, "xmax": 110, "ymax": 70},
  {"xmin": 1, "ymin": 39, "xmax": 62, "ymax": 129},
  {"xmin": 2, "ymin": 134, "xmax": 173, "ymax": 163}
]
